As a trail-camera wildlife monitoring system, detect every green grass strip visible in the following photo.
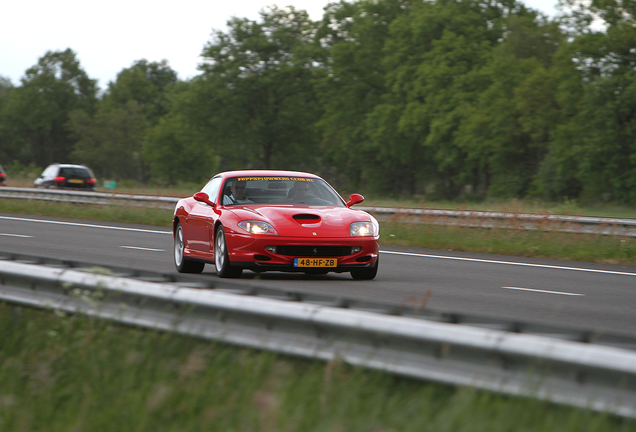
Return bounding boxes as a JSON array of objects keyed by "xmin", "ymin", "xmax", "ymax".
[
  {"xmin": 381, "ymin": 222, "xmax": 636, "ymax": 266},
  {"xmin": 0, "ymin": 199, "xmax": 174, "ymax": 228},
  {"xmin": 0, "ymin": 305, "xmax": 633, "ymax": 430}
]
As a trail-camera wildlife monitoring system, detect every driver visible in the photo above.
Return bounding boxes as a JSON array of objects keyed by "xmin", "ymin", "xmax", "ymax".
[
  {"xmin": 290, "ymin": 181, "xmax": 329, "ymax": 204},
  {"xmin": 291, "ymin": 182, "xmax": 312, "ymax": 201},
  {"xmin": 223, "ymin": 181, "xmax": 253, "ymax": 205}
]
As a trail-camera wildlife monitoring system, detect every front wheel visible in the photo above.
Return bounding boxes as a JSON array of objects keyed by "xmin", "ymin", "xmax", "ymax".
[
  {"xmin": 215, "ymin": 226, "xmax": 242, "ymax": 278},
  {"xmin": 350, "ymin": 256, "xmax": 379, "ymax": 280},
  {"xmin": 174, "ymin": 223, "xmax": 204, "ymax": 273}
]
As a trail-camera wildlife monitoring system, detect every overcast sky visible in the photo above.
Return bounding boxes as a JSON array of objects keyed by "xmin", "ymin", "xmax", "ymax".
[{"xmin": 1, "ymin": 0, "xmax": 558, "ymax": 90}]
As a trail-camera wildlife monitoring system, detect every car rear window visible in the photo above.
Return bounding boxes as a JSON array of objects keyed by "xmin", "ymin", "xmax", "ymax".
[{"xmin": 59, "ymin": 167, "xmax": 91, "ymax": 178}]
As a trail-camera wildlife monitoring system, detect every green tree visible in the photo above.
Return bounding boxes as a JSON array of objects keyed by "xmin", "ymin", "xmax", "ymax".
[
  {"xmin": 0, "ymin": 49, "xmax": 97, "ymax": 167},
  {"xmin": 453, "ymin": 15, "xmax": 564, "ymax": 198},
  {"xmin": 0, "ymin": 76, "xmax": 15, "ymax": 161},
  {"xmin": 315, "ymin": 0, "xmax": 410, "ymax": 193},
  {"xmin": 549, "ymin": 0, "xmax": 636, "ymax": 202},
  {"xmin": 193, "ymin": 6, "xmax": 324, "ymax": 171},
  {"xmin": 101, "ymin": 59, "xmax": 178, "ymax": 124},
  {"xmin": 69, "ymin": 102, "xmax": 148, "ymax": 181},
  {"xmin": 67, "ymin": 60, "xmax": 178, "ymax": 183},
  {"xmin": 377, "ymin": 0, "xmax": 541, "ymax": 198},
  {"xmin": 141, "ymin": 81, "xmax": 217, "ymax": 185},
  {"xmin": 574, "ymin": 72, "xmax": 636, "ymax": 203},
  {"xmin": 143, "ymin": 113, "xmax": 217, "ymax": 185},
  {"xmin": 0, "ymin": 76, "xmax": 11, "ymax": 107}
]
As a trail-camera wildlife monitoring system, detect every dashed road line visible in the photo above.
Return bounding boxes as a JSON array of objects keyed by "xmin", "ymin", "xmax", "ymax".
[
  {"xmin": 380, "ymin": 250, "xmax": 636, "ymax": 277},
  {"xmin": 501, "ymin": 286, "xmax": 584, "ymax": 296},
  {"xmin": 0, "ymin": 215, "xmax": 171, "ymax": 234},
  {"xmin": 120, "ymin": 246, "xmax": 166, "ymax": 252}
]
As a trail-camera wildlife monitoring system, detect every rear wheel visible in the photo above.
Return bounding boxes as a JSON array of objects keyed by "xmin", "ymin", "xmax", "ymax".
[
  {"xmin": 174, "ymin": 223, "xmax": 204, "ymax": 273},
  {"xmin": 350, "ymin": 256, "xmax": 379, "ymax": 280},
  {"xmin": 215, "ymin": 226, "xmax": 242, "ymax": 278}
]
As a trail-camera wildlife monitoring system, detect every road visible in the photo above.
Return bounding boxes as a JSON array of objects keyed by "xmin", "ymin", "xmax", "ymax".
[{"xmin": 2, "ymin": 213, "xmax": 636, "ymax": 336}]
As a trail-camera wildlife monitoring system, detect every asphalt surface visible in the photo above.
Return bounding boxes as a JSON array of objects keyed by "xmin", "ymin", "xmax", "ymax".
[{"xmin": 2, "ymin": 213, "xmax": 636, "ymax": 336}]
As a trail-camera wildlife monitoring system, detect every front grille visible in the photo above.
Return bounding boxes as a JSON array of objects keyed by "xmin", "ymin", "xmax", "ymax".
[{"xmin": 272, "ymin": 246, "xmax": 354, "ymax": 257}]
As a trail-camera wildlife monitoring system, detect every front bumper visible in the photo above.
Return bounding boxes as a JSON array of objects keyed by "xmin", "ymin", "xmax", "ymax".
[{"xmin": 225, "ymin": 231, "xmax": 379, "ymax": 271}]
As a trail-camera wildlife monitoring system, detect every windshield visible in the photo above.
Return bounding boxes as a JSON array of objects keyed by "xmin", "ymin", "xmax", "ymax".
[
  {"xmin": 221, "ymin": 176, "xmax": 345, "ymax": 206},
  {"xmin": 59, "ymin": 167, "xmax": 93, "ymax": 178}
]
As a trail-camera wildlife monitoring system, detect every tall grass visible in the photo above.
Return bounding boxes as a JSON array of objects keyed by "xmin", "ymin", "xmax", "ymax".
[{"xmin": 0, "ymin": 305, "xmax": 632, "ymax": 431}]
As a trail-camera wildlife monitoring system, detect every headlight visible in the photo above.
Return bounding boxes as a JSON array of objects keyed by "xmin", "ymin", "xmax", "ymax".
[
  {"xmin": 350, "ymin": 221, "xmax": 378, "ymax": 236},
  {"xmin": 238, "ymin": 220, "xmax": 278, "ymax": 235}
]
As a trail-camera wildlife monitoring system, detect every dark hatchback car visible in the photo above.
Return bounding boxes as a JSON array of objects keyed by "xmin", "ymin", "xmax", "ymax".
[
  {"xmin": 34, "ymin": 164, "xmax": 96, "ymax": 190},
  {"xmin": 0, "ymin": 164, "xmax": 6, "ymax": 186}
]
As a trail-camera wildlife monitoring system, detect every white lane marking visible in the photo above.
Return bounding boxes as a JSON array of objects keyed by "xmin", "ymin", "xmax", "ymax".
[
  {"xmin": 380, "ymin": 250, "xmax": 636, "ymax": 277},
  {"xmin": 502, "ymin": 286, "xmax": 584, "ymax": 296},
  {"xmin": 0, "ymin": 215, "xmax": 171, "ymax": 235},
  {"xmin": 120, "ymin": 246, "xmax": 165, "ymax": 252},
  {"xmin": 0, "ymin": 233, "xmax": 33, "ymax": 238},
  {"xmin": 3, "ymin": 214, "xmax": 633, "ymax": 277}
]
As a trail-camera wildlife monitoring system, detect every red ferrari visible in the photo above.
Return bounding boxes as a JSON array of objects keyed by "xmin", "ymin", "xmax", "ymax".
[{"xmin": 173, "ymin": 170, "xmax": 379, "ymax": 279}]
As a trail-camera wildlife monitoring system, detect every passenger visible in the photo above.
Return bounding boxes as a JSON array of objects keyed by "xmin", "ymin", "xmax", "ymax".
[
  {"xmin": 291, "ymin": 182, "xmax": 312, "ymax": 201},
  {"xmin": 290, "ymin": 181, "xmax": 329, "ymax": 204},
  {"xmin": 223, "ymin": 181, "xmax": 253, "ymax": 205}
]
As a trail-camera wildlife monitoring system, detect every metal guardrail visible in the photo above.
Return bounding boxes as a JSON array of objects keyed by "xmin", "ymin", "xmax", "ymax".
[
  {"xmin": 0, "ymin": 187, "xmax": 179, "ymax": 209},
  {"xmin": 364, "ymin": 207, "xmax": 636, "ymax": 237},
  {"xmin": 1, "ymin": 252, "xmax": 636, "ymax": 417},
  {"xmin": 2, "ymin": 187, "xmax": 636, "ymax": 236}
]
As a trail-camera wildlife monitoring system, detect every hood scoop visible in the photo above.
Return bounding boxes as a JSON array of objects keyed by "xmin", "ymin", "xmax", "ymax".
[{"xmin": 293, "ymin": 214, "xmax": 321, "ymax": 225}]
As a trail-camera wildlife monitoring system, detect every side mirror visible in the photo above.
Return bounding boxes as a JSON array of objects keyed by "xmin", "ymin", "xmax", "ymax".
[
  {"xmin": 346, "ymin": 193, "xmax": 364, "ymax": 208},
  {"xmin": 193, "ymin": 192, "xmax": 215, "ymax": 207}
]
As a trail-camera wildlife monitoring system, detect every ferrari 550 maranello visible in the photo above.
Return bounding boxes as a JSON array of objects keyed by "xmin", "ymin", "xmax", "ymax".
[{"xmin": 173, "ymin": 170, "xmax": 379, "ymax": 279}]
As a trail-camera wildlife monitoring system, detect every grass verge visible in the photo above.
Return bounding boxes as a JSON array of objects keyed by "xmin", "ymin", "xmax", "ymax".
[
  {"xmin": 1, "ymin": 305, "xmax": 633, "ymax": 431},
  {"xmin": 0, "ymin": 199, "xmax": 174, "ymax": 228},
  {"xmin": 2, "ymin": 198, "xmax": 636, "ymax": 266},
  {"xmin": 380, "ymin": 221, "xmax": 636, "ymax": 266}
]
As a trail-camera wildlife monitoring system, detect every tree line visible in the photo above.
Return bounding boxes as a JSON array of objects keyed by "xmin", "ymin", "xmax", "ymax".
[{"xmin": 1, "ymin": 0, "xmax": 635, "ymax": 202}]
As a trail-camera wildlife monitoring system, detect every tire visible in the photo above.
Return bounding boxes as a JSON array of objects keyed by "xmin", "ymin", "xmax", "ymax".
[
  {"xmin": 215, "ymin": 226, "xmax": 242, "ymax": 278},
  {"xmin": 174, "ymin": 223, "xmax": 205, "ymax": 273},
  {"xmin": 350, "ymin": 256, "xmax": 379, "ymax": 280}
]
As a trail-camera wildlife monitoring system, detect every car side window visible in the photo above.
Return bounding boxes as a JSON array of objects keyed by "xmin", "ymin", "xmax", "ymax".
[
  {"xmin": 201, "ymin": 177, "xmax": 223, "ymax": 204},
  {"xmin": 42, "ymin": 165, "xmax": 56, "ymax": 177}
]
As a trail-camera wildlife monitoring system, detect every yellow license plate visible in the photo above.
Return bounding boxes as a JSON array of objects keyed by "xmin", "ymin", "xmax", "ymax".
[
  {"xmin": 294, "ymin": 258, "xmax": 337, "ymax": 268},
  {"xmin": 68, "ymin": 179, "xmax": 84, "ymax": 184}
]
